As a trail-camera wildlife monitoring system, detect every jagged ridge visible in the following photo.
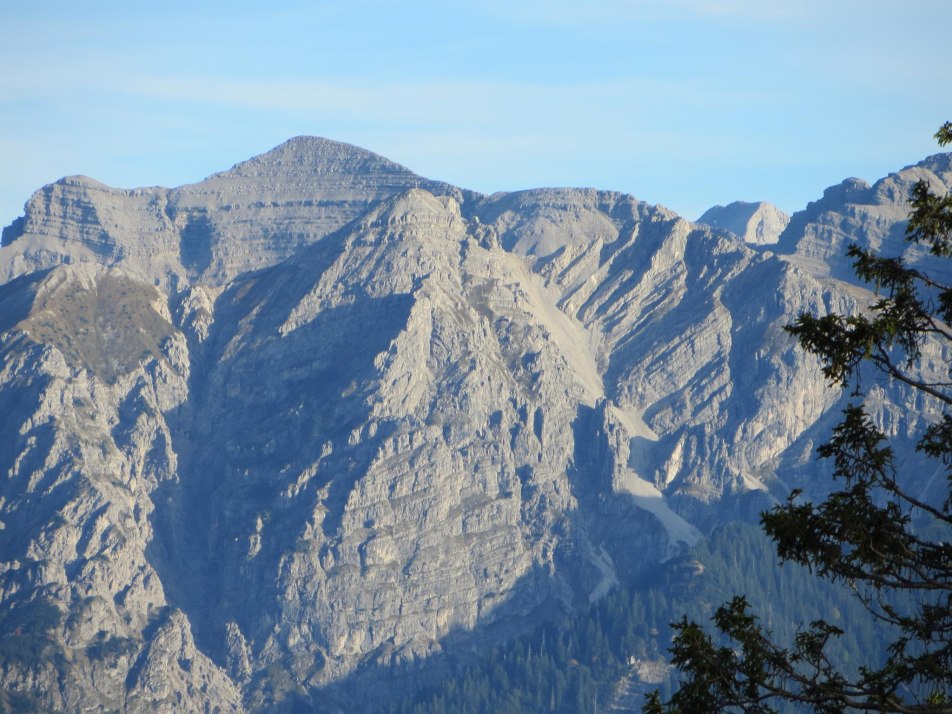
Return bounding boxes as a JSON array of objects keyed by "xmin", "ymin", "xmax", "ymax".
[{"xmin": 0, "ymin": 142, "xmax": 949, "ymax": 712}]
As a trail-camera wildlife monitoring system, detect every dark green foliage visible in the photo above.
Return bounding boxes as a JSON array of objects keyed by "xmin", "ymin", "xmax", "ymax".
[
  {"xmin": 388, "ymin": 523, "xmax": 889, "ymax": 713},
  {"xmin": 0, "ymin": 596, "xmax": 62, "ymax": 667},
  {"xmin": 0, "ymin": 687, "xmax": 42, "ymax": 714},
  {"xmin": 85, "ymin": 631, "xmax": 137, "ymax": 661},
  {"xmin": 648, "ymin": 126, "xmax": 952, "ymax": 713}
]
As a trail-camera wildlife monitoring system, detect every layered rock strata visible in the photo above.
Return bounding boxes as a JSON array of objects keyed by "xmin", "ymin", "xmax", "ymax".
[{"xmin": 1, "ymin": 139, "xmax": 948, "ymax": 711}]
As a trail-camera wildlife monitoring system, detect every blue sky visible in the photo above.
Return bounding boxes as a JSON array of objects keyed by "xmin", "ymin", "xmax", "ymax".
[{"xmin": 1, "ymin": 0, "xmax": 950, "ymax": 224}]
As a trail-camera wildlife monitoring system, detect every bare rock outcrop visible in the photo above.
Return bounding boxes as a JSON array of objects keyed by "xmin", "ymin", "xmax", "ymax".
[
  {"xmin": 697, "ymin": 200, "xmax": 790, "ymax": 245},
  {"xmin": 1, "ymin": 141, "xmax": 949, "ymax": 711}
]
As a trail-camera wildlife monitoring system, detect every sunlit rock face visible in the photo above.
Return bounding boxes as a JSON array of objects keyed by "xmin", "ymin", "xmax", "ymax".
[
  {"xmin": 697, "ymin": 200, "xmax": 789, "ymax": 245},
  {"xmin": 1, "ymin": 139, "xmax": 948, "ymax": 711}
]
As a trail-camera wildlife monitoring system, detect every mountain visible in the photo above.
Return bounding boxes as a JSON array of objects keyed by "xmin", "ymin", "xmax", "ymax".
[
  {"xmin": 0, "ymin": 137, "xmax": 466, "ymax": 289},
  {"xmin": 696, "ymin": 200, "xmax": 789, "ymax": 245},
  {"xmin": 1, "ymin": 139, "xmax": 949, "ymax": 712}
]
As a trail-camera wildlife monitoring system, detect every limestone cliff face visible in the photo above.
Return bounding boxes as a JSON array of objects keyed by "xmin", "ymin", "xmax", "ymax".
[
  {"xmin": 697, "ymin": 201, "xmax": 790, "ymax": 245},
  {"xmin": 0, "ymin": 137, "xmax": 464, "ymax": 290},
  {"xmin": 1, "ymin": 140, "xmax": 948, "ymax": 711},
  {"xmin": 776, "ymin": 153, "xmax": 952, "ymax": 282},
  {"xmin": 0, "ymin": 265, "xmax": 242, "ymax": 712}
]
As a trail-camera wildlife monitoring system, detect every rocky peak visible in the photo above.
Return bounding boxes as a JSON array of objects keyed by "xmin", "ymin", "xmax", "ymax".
[
  {"xmin": 776, "ymin": 155, "xmax": 952, "ymax": 281},
  {"xmin": 2, "ymin": 141, "xmax": 951, "ymax": 712},
  {"xmin": 472, "ymin": 188, "xmax": 674, "ymax": 260},
  {"xmin": 1, "ymin": 139, "xmax": 471, "ymax": 290},
  {"xmin": 696, "ymin": 201, "xmax": 790, "ymax": 245},
  {"xmin": 208, "ymin": 136, "xmax": 431, "ymax": 188}
]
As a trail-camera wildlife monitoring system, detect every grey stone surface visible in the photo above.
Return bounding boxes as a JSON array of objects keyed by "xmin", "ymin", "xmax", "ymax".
[
  {"xmin": 697, "ymin": 200, "xmax": 790, "ymax": 245},
  {"xmin": 0, "ymin": 140, "xmax": 948, "ymax": 711}
]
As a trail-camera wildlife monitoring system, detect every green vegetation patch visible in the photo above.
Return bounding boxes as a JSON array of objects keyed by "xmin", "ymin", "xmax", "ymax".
[
  {"xmin": 18, "ymin": 272, "xmax": 175, "ymax": 383},
  {"xmin": 386, "ymin": 522, "xmax": 892, "ymax": 714}
]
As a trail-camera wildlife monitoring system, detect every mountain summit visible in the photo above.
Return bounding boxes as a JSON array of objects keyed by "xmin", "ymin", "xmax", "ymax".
[
  {"xmin": 697, "ymin": 200, "xmax": 789, "ymax": 245},
  {"xmin": 215, "ymin": 135, "xmax": 422, "ymax": 179},
  {"xmin": 0, "ymin": 137, "xmax": 465, "ymax": 288},
  {"xmin": 1, "ymin": 141, "xmax": 949, "ymax": 712}
]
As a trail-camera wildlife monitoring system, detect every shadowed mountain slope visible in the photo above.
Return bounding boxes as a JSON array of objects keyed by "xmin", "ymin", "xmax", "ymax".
[{"xmin": 1, "ymin": 142, "xmax": 949, "ymax": 712}]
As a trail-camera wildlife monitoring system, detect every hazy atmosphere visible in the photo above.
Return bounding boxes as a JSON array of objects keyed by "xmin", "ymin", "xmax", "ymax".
[{"xmin": 1, "ymin": 0, "xmax": 950, "ymax": 224}]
